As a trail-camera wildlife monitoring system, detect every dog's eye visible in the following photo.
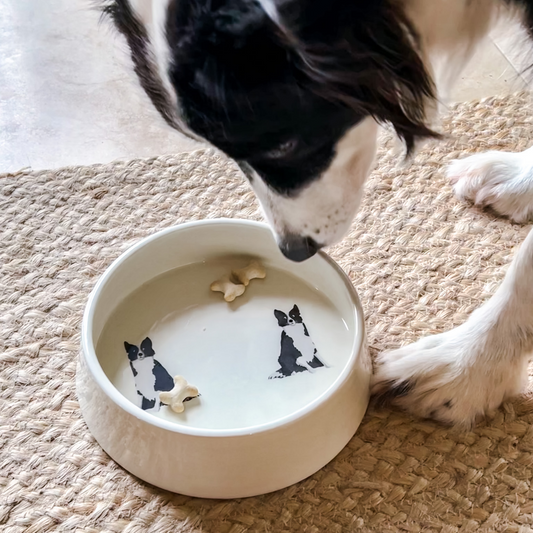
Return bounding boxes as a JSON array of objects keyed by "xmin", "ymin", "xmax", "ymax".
[{"xmin": 264, "ymin": 139, "xmax": 298, "ymax": 159}]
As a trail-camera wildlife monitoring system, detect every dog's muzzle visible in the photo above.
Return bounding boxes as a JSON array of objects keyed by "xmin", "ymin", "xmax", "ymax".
[{"xmin": 278, "ymin": 235, "xmax": 321, "ymax": 262}]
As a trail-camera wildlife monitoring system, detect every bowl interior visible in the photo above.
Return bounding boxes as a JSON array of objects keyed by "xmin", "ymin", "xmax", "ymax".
[{"xmin": 86, "ymin": 220, "xmax": 363, "ymax": 434}]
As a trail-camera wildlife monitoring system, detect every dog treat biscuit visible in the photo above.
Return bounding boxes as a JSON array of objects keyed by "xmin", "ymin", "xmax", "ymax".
[
  {"xmin": 210, "ymin": 260, "xmax": 266, "ymax": 302},
  {"xmin": 210, "ymin": 274, "xmax": 246, "ymax": 302},
  {"xmin": 232, "ymin": 260, "xmax": 266, "ymax": 286},
  {"xmin": 159, "ymin": 375, "xmax": 200, "ymax": 413}
]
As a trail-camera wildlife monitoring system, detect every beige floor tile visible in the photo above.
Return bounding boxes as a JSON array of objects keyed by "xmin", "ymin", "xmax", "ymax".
[
  {"xmin": 450, "ymin": 38, "xmax": 525, "ymax": 102},
  {"xmin": 491, "ymin": 20, "xmax": 533, "ymax": 88},
  {"xmin": 0, "ymin": 0, "xmax": 201, "ymax": 174}
]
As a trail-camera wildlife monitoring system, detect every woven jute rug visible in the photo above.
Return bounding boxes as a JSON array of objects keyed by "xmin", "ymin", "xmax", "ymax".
[{"xmin": 2, "ymin": 93, "xmax": 533, "ymax": 533}]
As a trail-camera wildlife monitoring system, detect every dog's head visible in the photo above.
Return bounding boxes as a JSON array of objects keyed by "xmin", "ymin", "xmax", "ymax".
[
  {"xmin": 274, "ymin": 304, "xmax": 302, "ymax": 326},
  {"xmin": 105, "ymin": 0, "xmax": 436, "ymax": 260},
  {"xmin": 124, "ymin": 337, "xmax": 155, "ymax": 361}
]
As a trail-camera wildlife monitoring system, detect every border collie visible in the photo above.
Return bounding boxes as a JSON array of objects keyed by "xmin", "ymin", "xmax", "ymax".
[
  {"xmin": 125, "ymin": 337, "xmax": 174, "ymax": 411},
  {"xmin": 270, "ymin": 304, "xmax": 327, "ymax": 378},
  {"xmin": 102, "ymin": 0, "xmax": 533, "ymax": 427}
]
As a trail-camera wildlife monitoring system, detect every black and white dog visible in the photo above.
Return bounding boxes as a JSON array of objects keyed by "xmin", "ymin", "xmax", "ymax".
[
  {"xmin": 125, "ymin": 337, "xmax": 174, "ymax": 411},
  {"xmin": 270, "ymin": 304, "xmax": 327, "ymax": 379},
  {"xmin": 104, "ymin": 0, "xmax": 533, "ymax": 426}
]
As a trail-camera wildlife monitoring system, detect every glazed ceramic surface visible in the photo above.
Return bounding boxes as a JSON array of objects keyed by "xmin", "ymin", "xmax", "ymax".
[{"xmin": 79, "ymin": 219, "xmax": 371, "ymax": 498}]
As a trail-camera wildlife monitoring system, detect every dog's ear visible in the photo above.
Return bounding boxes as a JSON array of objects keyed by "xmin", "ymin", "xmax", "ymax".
[
  {"xmin": 289, "ymin": 1, "xmax": 438, "ymax": 153},
  {"xmin": 274, "ymin": 309, "xmax": 288, "ymax": 326},
  {"xmin": 289, "ymin": 304, "xmax": 300, "ymax": 319},
  {"xmin": 140, "ymin": 337, "xmax": 154, "ymax": 356},
  {"xmin": 124, "ymin": 341, "xmax": 134, "ymax": 353}
]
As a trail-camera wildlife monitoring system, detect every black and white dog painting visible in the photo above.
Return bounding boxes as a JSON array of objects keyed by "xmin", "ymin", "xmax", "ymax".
[
  {"xmin": 269, "ymin": 305, "xmax": 328, "ymax": 379},
  {"xmin": 124, "ymin": 337, "xmax": 174, "ymax": 412}
]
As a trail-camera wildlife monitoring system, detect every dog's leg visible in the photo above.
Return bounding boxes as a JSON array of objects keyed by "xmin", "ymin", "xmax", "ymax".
[
  {"xmin": 447, "ymin": 147, "xmax": 533, "ymax": 222},
  {"xmin": 371, "ymin": 228, "xmax": 533, "ymax": 427},
  {"xmin": 296, "ymin": 356, "xmax": 317, "ymax": 373}
]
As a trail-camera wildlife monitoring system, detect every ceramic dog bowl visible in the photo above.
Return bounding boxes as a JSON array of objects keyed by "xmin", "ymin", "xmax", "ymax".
[{"xmin": 78, "ymin": 219, "xmax": 370, "ymax": 499}]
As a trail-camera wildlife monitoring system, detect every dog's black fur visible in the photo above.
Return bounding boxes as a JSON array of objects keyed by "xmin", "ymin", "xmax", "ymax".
[
  {"xmin": 102, "ymin": 0, "xmax": 533, "ymax": 198},
  {"xmin": 101, "ymin": 0, "xmax": 182, "ymax": 130},
  {"xmin": 102, "ymin": 0, "xmax": 438, "ymax": 196},
  {"xmin": 165, "ymin": 0, "xmax": 439, "ymax": 194}
]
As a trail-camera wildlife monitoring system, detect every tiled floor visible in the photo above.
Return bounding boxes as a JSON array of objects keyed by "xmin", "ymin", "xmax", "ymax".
[
  {"xmin": 0, "ymin": 0, "xmax": 531, "ymax": 173},
  {"xmin": 0, "ymin": 0, "xmax": 200, "ymax": 174}
]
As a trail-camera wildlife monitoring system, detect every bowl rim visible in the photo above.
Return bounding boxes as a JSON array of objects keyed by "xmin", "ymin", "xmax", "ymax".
[{"xmin": 81, "ymin": 218, "xmax": 366, "ymax": 437}]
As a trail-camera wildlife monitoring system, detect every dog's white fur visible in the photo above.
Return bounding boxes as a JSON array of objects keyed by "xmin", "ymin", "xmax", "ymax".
[
  {"xmin": 405, "ymin": 0, "xmax": 502, "ymax": 99},
  {"xmin": 129, "ymin": 0, "xmax": 180, "ymax": 110},
  {"xmin": 449, "ymin": 148, "xmax": 533, "ymax": 223},
  {"xmin": 250, "ymin": 117, "xmax": 379, "ymax": 245},
  {"xmin": 368, "ymin": 0, "xmax": 533, "ymax": 427},
  {"xmin": 373, "ymin": 146, "xmax": 533, "ymax": 427},
  {"xmin": 120, "ymin": 0, "xmax": 533, "ymax": 425},
  {"xmin": 372, "ymin": 227, "xmax": 533, "ymax": 427}
]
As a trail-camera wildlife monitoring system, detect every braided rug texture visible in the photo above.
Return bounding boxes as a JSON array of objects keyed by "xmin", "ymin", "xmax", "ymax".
[{"xmin": 2, "ymin": 93, "xmax": 533, "ymax": 532}]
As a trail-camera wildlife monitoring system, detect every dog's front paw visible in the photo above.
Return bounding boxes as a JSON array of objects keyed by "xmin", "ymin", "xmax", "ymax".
[
  {"xmin": 447, "ymin": 150, "xmax": 533, "ymax": 223},
  {"xmin": 371, "ymin": 325, "xmax": 529, "ymax": 427}
]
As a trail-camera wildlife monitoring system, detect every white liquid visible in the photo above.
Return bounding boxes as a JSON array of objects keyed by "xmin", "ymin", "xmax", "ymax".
[{"xmin": 97, "ymin": 257, "xmax": 353, "ymax": 430}]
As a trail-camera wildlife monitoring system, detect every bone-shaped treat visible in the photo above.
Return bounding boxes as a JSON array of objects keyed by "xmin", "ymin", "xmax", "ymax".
[
  {"xmin": 232, "ymin": 260, "xmax": 267, "ymax": 286},
  {"xmin": 210, "ymin": 275, "xmax": 246, "ymax": 302},
  {"xmin": 159, "ymin": 375, "xmax": 200, "ymax": 413},
  {"xmin": 210, "ymin": 260, "xmax": 266, "ymax": 302}
]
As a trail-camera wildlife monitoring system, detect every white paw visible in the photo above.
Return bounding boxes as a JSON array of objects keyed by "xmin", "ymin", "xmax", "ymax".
[
  {"xmin": 447, "ymin": 149, "xmax": 533, "ymax": 223},
  {"xmin": 371, "ymin": 324, "xmax": 529, "ymax": 427}
]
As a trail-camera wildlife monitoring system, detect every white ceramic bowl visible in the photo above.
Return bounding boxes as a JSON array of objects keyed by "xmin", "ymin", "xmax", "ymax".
[{"xmin": 78, "ymin": 219, "xmax": 370, "ymax": 498}]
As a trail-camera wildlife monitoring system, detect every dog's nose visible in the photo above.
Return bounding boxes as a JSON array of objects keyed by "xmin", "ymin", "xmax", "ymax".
[{"xmin": 278, "ymin": 235, "xmax": 321, "ymax": 262}]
